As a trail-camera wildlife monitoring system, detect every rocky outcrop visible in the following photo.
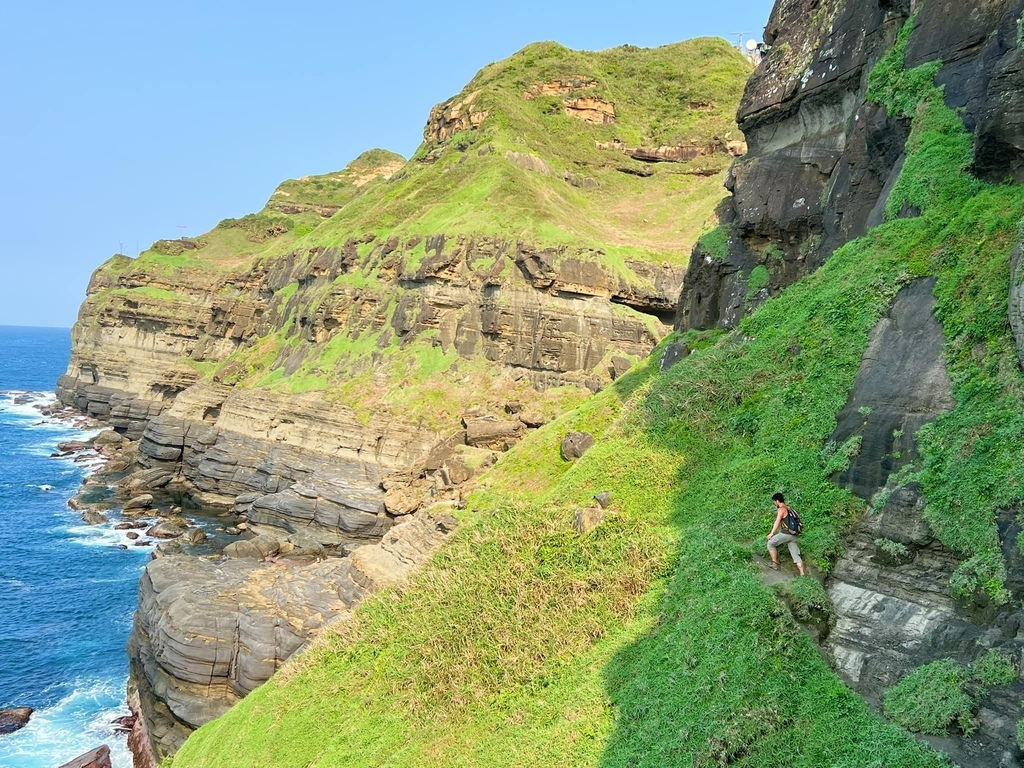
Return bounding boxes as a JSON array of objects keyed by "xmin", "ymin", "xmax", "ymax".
[
  {"xmin": 678, "ymin": 0, "xmax": 1024, "ymax": 332},
  {"xmin": 1011, "ymin": 239, "xmax": 1024, "ymax": 369},
  {"xmin": 128, "ymin": 511, "xmax": 456, "ymax": 761},
  {"xmin": 564, "ymin": 96, "xmax": 616, "ymax": 124},
  {"xmin": 0, "ymin": 706, "xmax": 32, "ymax": 734},
  {"xmin": 826, "ymin": 485, "xmax": 1024, "ymax": 768},
  {"xmin": 828, "ymin": 278, "xmax": 954, "ymax": 498},
  {"xmin": 523, "ymin": 77, "xmax": 598, "ymax": 99},
  {"xmin": 57, "ymin": 746, "xmax": 113, "ymax": 768},
  {"xmin": 824, "ymin": 279, "xmax": 1023, "ymax": 767},
  {"xmin": 679, "ymin": 0, "xmax": 913, "ymax": 330},
  {"xmin": 425, "ymin": 89, "xmax": 489, "ymax": 144}
]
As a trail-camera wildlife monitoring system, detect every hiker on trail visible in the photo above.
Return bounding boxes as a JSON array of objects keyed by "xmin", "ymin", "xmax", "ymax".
[{"xmin": 766, "ymin": 492, "xmax": 805, "ymax": 575}]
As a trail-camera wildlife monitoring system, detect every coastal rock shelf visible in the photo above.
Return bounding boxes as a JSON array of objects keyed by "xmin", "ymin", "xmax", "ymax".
[{"xmin": 128, "ymin": 512, "xmax": 456, "ymax": 759}]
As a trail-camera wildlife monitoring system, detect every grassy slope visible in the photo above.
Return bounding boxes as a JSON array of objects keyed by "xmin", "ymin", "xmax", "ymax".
[{"xmin": 169, "ymin": 20, "xmax": 1024, "ymax": 768}]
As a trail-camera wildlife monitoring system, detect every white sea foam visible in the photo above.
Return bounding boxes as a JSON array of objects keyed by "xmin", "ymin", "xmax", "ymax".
[
  {"xmin": 0, "ymin": 678, "xmax": 134, "ymax": 768},
  {"xmin": 65, "ymin": 520, "xmax": 156, "ymax": 551}
]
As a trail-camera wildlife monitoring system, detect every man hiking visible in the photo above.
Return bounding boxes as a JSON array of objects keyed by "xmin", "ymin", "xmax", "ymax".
[{"xmin": 766, "ymin": 492, "xmax": 805, "ymax": 575}]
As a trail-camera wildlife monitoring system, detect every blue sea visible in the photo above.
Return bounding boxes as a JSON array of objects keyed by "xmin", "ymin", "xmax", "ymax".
[{"xmin": 0, "ymin": 327, "xmax": 141, "ymax": 767}]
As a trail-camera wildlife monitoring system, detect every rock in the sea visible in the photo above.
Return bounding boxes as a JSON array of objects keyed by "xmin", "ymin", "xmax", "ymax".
[
  {"xmin": 81, "ymin": 509, "xmax": 109, "ymax": 525},
  {"xmin": 180, "ymin": 527, "xmax": 207, "ymax": 545},
  {"xmin": 561, "ymin": 431, "xmax": 594, "ymax": 461},
  {"xmin": 57, "ymin": 745, "xmax": 112, "ymax": 768},
  {"xmin": 146, "ymin": 521, "xmax": 188, "ymax": 539},
  {"xmin": 0, "ymin": 706, "xmax": 32, "ymax": 735},
  {"xmin": 123, "ymin": 494, "xmax": 154, "ymax": 511},
  {"xmin": 573, "ymin": 507, "xmax": 605, "ymax": 534},
  {"xmin": 93, "ymin": 430, "xmax": 125, "ymax": 449}
]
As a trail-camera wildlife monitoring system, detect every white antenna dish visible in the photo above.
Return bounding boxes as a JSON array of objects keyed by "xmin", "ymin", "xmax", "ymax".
[{"xmin": 746, "ymin": 39, "xmax": 758, "ymax": 51}]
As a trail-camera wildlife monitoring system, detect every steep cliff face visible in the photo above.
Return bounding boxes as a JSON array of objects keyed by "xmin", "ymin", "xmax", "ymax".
[
  {"xmin": 59, "ymin": 38, "xmax": 752, "ymax": 764},
  {"xmin": 678, "ymin": 0, "xmax": 1024, "ymax": 332}
]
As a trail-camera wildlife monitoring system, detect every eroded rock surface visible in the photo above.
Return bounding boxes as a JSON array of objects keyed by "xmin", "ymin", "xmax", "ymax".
[
  {"xmin": 825, "ymin": 279, "xmax": 1024, "ymax": 767},
  {"xmin": 829, "ymin": 278, "xmax": 954, "ymax": 498},
  {"xmin": 57, "ymin": 745, "xmax": 112, "ymax": 768},
  {"xmin": 128, "ymin": 511, "xmax": 457, "ymax": 761}
]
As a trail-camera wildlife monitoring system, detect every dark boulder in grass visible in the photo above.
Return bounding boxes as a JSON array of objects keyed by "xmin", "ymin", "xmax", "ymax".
[
  {"xmin": 560, "ymin": 431, "xmax": 594, "ymax": 461},
  {"xmin": 573, "ymin": 507, "xmax": 605, "ymax": 534},
  {"xmin": 0, "ymin": 706, "xmax": 32, "ymax": 735}
]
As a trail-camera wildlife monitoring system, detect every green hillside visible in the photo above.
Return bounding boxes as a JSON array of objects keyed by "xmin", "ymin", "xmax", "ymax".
[
  {"xmin": 83, "ymin": 38, "xmax": 751, "ymax": 423},
  {"xmin": 168, "ymin": 22, "xmax": 1024, "ymax": 768}
]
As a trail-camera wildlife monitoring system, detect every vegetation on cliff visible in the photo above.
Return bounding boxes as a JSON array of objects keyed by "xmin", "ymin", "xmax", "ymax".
[
  {"xmin": 168, "ymin": 17, "xmax": 1024, "ymax": 768},
  {"xmin": 75, "ymin": 39, "xmax": 750, "ymax": 428}
]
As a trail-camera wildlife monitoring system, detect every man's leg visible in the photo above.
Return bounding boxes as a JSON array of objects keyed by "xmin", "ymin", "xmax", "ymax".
[
  {"xmin": 767, "ymin": 535, "xmax": 780, "ymax": 569},
  {"xmin": 787, "ymin": 539, "xmax": 805, "ymax": 576}
]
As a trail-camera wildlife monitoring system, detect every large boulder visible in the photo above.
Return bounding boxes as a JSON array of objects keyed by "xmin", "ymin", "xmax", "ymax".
[
  {"xmin": 464, "ymin": 416, "xmax": 524, "ymax": 451},
  {"xmin": 123, "ymin": 494, "xmax": 154, "ymax": 512},
  {"xmin": 223, "ymin": 534, "xmax": 280, "ymax": 559},
  {"xmin": 146, "ymin": 520, "xmax": 189, "ymax": 539},
  {"xmin": 0, "ymin": 706, "xmax": 32, "ymax": 734},
  {"xmin": 561, "ymin": 431, "xmax": 594, "ymax": 461}
]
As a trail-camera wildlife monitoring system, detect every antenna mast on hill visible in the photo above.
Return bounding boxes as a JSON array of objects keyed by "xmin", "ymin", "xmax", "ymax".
[
  {"xmin": 176, "ymin": 225, "xmax": 187, "ymax": 239},
  {"xmin": 732, "ymin": 32, "xmax": 748, "ymax": 52}
]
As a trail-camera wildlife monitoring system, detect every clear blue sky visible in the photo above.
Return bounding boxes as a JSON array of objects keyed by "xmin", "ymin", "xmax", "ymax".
[{"xmin": 0, "ymin": 0, "xmax": 774, "ymax": 328}]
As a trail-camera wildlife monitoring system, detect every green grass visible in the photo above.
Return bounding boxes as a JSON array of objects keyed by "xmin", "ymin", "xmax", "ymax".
[
  {"xmin": 882, "ymin": 650, "xmax": 1018, "ymax": 737},
  {"xmin": 970, "ymin": 649, "xmax": 1017, "ymax": 688},
  {"xmin": 883, "ymin": 659, "xmax": 974, "ymax": 736}
]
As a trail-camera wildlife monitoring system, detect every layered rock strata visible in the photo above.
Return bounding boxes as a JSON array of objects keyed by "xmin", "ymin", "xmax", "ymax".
[
  {"xmin": 677, "ymin": 0, "xmax": 1024, "ymax": 332},
  {"xmin": 128, "ymin": 511, "xmax": 456, "ymax": 761},
  {"xmin": 59, "ymin": 226, "xmax": 681, "ymax": 768},
  {"xmin": 824, "ymin": 279, "xmax": 1024, "ymax": 767},
  {"xmin": 59, "ymin": 236, "xmax": 681, "ymax": 438}
]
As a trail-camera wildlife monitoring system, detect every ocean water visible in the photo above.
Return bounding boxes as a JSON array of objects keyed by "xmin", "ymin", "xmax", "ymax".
[{"xmin": 0, "ymin": 327, "xmax": 142, "ymax": 768}]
